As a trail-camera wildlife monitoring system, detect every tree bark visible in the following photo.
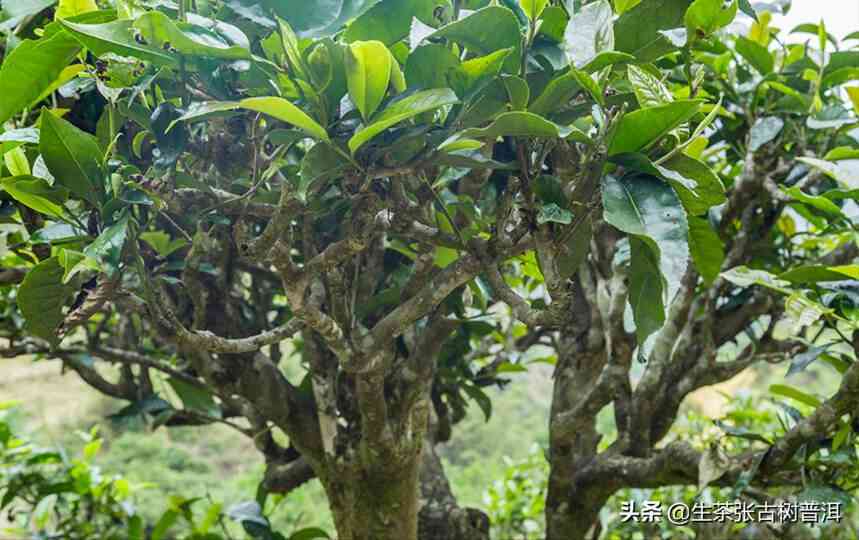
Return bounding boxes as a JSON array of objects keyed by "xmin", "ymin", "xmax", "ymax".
[
  {"xmin": 321, "ymin": 455, "xmax": 422, "ymax": 540},
  {"xmin": 418, "ymin": 443, "xmax": 490, "ymax": 540}
]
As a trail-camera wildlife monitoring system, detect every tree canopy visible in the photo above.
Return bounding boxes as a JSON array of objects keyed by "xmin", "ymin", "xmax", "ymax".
[{"xmin": 2, "ymin": 0, "xmax": 859, "ymax": 539}]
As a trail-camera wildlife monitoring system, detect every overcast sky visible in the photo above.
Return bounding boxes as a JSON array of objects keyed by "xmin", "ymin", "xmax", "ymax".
[{"xmin": 770, "ymin": 0, "xmax": 859, "ymax": 42}]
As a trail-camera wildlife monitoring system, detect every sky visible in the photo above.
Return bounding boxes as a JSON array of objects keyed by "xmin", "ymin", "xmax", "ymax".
[{"xmin": 769, "ymin": 0, "xmax": 859, "ymax": 42}]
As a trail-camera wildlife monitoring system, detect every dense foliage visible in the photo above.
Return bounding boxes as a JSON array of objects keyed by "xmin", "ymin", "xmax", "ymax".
[{"xmin": 2, "ymin": 0, "xmax": 859, "ymax": 538}]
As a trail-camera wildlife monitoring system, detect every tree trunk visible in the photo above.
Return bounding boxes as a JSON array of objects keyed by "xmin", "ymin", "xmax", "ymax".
[
  {"xmin": 418, "ymin": 443, "xmax": 490, "ymax": 540},
  {"xmin": 545, "ymin": 472, "xmax": 614, "ymax": 540},
  {"xmin": 545, "ymin": 338, "xmax": 617, "ymax": 540},
  {"xmin": 322, "ymin": 456, "xmax": 422, "ymax": 540}
]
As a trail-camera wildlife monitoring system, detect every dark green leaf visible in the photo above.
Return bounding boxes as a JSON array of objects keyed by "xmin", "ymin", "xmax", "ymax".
[
  {"xmin": 614, "ymin": 0, "xmax": 692, "ymax": 62},
  {"xmin": 427, "ymin": 6, "xmax": 521, "ymax": 56},
  {"xmin": 39, "ymin": 109, "xmax": 104, "ymax": 204},
  {"xmin": 460, "ymin": 111, "xmax": 574, "ymax": 139},
  {"xmin": 404, "ymin": 44, "xmax": 460, "ymax": 90},
  {"xmin": 779, "ymin": 265, "xmax": 859, "ymax": 284},
  {"xmin": 462, "ymin": 384, "xmax": 492, "ymax": 421},
  {"xmin": 628, "ymin": 236, "xmax": 666, "ymax": 348},
  {"xmin": 17, "ymin": 257, "xmax": 74, "ymax": 343},
  {"xmin": 344, "ymin": 0, "xmax": 447, "ymax": 45},
  {"xmin": 0, "ymin": 176, "xmax": 69, "ymax": 218},
  {"xmin": 132, "ymin": 11, "xmax": 251, "ymax": 60},
  {"xmin": 298, "ymin": 142, "xmax": 350, "ymax": 202},
  {"xmin": 178, "ymin": 98, "xmax": 329, "ymax": 141},
  {"xmin": 603, "ymin": 174, "xmax": 689, "ymax": 345},
  {"xmin": 84, "ymin": 213, "xmax": 129, "ymax": 274},
  {"xmin": 0, "ymin": 32, "xmax": 81, "ymax": 124},
  {"xmin": 735, "ymin": 35, "xmax": 773, "ymax": 75},
  {"xmin": 167, "ymin": 378, "xmax": 221, "ymax": 418},
  {"xmin": 608, "ymin": 99, "xmax": 702, "ymax": 155},
  {"xmin": 60, "ymin": 18, "xmax": 178, "ymax": 65},
  {"xmin": 688, "ymin": 215, "xmax": 724, "ymax": 285},
  {"xmin": 349, "ymin": 88, "xmax": 459, "ymax": 152},
  {"xmin": 657, "ymin": 153, "xmax": 726, "ymax": 215}
]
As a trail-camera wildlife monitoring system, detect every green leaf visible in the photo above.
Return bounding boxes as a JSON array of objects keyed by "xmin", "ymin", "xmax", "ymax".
[
  {"xmin": 657, "ymin": 153, "xmax": 726, "ymax": 215},
  {"xmin": 58, "ymin": 248, "xmax": 99, "ymax": 283},
  {"xmin": 449, "ymin": 48, "xmax": 513, "ymax": 99},
  {"xmin": 602, "ymin": 174, "xmax": 689, "ymax": 344},
  {"xmin": 140, "ymin": 231, "xmax": 188, "ymax": 257},
  {"xmin": 721, "ymin": 266, "xmax": 790, "ymax": 292},
  {"xmin": 132, "ymin": 11, "xmax": 250, "ymax": 60},
  {"xmin": 349, "ymin": 88, "xmax": 459, "ymax": 153},
  {"xmin": 529, "ymin": 71, "xmax": 582, "ymax": 117},
  {"xmin": 520, "ymin": 0, "xmax": 548, "ymax": 20},
  {"xmin": 563, "ymin": 0, "xmax": 614, "ymax": 68},
  {"xmin": 735, "ymin": 35, "xmax": 773, "ymax": 75},
  {"xmin": 569, "ymin": 68, "xmax": 603, "ymax": 107},
  {"xmin": 462, "ymin": 383, "xmax": 493, "ymax": 421},
  {"xmin": 628, "ymin": 236, "xmax": 666, "ymax": 348},
  {"xmin": 779, "ymin": 265, "xmax": 859, "ymax": 284},
  {"xmin": 0, "ymin": 176, "xmax": 69, "ymax": 218},
  {"xmin": 0, "ymin": 31, "xmax": 81, "ymax": 124},
  {"xmin": 4, "ymin": 147, "xmax": 30, "ymax": 177},
  {"xmin": 460, "ymin": 111, "xmax": 574, "ymax": 139},
  {"xmin": 298, "ymin": 142, "xmax": 350, "ymax": 202},
  {"xmin": 685, "ymin": 0, "xmax": 737, "ymax": 36},
  {"xmin": 737, "ymin": 0, "xmax": 757, "ymax": 19},
  {"xmin": 151, "ymin": 509, "xmax": 179, "ymax": 540},
  {"xmin": 39, "ymin": 109, "xmax": 104, "ymax": 204},
  {"xmin": 168, "ymin": 378, "xmax": 220, "ymax": 418},
  {"xmin": 748, "ymin": 116, "xmax": 783, "ymax": 152},
  {"xmin": 614, "ymin": 0, "xmax": 643, "ymax": 15},
  {"xmin": 608, "ymin": 99, "xmax": 702, "ymax": 155},
  {"xmin": 769, "ymin": 384, "xmax": 822, "ymax": 408},
  {"xmin": 427, "ymin": 6, "xmax": 521, "ymax": 56},
  {"xmin": 614, "ymin": 0, "xmax": 692, "ymax": 62},
  {"xmin": 178, "ymin": 98, "xmax": 329, "ymax": 142},
  {"xmin": 502, "ymin": 76, "xmax": 530, "ymax": 110},
  {"xmin": 3, "ymin": 0, "xmax": 56, "ymax": 20},
  {"xmin": 263, "ymin": 0, "xmax": 379, "ymax": 38},
  {"xmin": 581, "ymin": 51, "xmax": 636, "ymax": 72},
  {"xmin": 17, "ymin": 257, "xmax": 74, "ymax": 343},
  {"xmin": 782, "ymin": 187, "xmax": 843, "ymax": 217},
  {"xmin": 346, "ymin": 40, "xmax": 393, "ymax": 121},
  {"xmin": 404, "ymin": 44, "xmax": 460, "ymax": 90},
  {"xmin": 344, "ymin": 0, "xmax": 448, "ymax": 45},
  {"xmin": 627, "ymin": 64, "xmax": 673, "ymax": 107},
  {"xmin": 55, "ymin": 0, "xmax": 97, "ymax": 19},
  {"xmin": 84, "ymin": 213, "xmax": 129, "ymax": 274},
  {"xmin": 60, "ymin": 18, "xmax": 178, "ymax": 65},
  {"xmin": 688, "ymin": 216, "xmax": 724, "ymax": 285}
]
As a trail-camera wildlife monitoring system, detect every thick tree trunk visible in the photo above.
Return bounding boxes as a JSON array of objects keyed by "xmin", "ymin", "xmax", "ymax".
[
  {"xmin": 322, "ymin": 456, "xmax": 422, "ymax": 540},
  {"xmin": 545, "ymin": 337, "xmax": 620, "ymax": 540}
]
